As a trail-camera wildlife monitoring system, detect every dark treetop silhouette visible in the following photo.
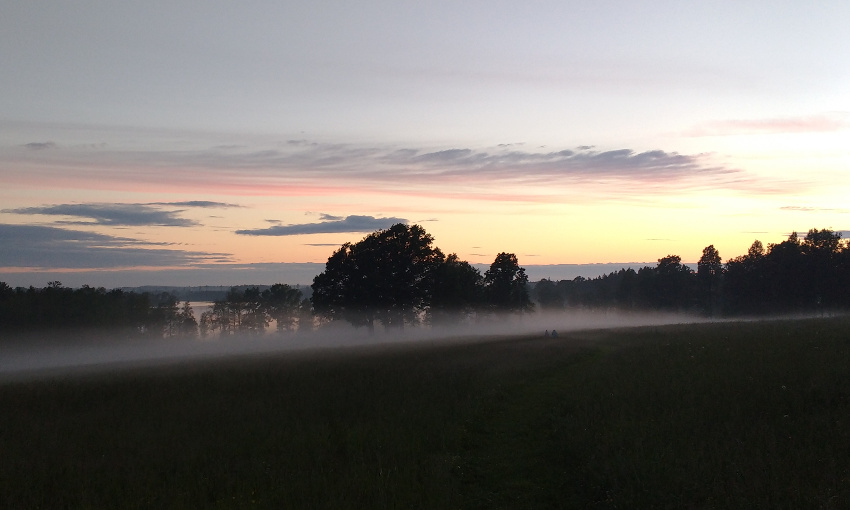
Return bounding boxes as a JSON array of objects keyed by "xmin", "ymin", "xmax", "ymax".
[
  {"xmin": 532, "ymin": 228, "xmax": 849, "ymax": 317},
  {"xmin": 2, "ymin": 227, "xmax": 847, "ymax": 339},
  {"xmin": 310, "ymin": 223, "xmax": 533, "ymax": 331}
]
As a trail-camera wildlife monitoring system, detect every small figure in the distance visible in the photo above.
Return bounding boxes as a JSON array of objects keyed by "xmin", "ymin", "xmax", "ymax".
[
  {"xmin": 551, "ymin": 329, "xmax": 558, "ymax": 338},
  {"xmin": 544, "ymin": 330, "xmax": 550, "ymax": 337}
]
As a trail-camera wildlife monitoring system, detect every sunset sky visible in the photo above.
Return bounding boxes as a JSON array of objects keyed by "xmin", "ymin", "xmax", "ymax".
[{"xmin": 2, "ymin": 1, "xmax": 849, "ymax": 288}]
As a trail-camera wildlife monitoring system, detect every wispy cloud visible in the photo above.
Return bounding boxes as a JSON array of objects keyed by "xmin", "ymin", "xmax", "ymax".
[
  {"xmin": 0, "ymin": 224, "xmax": 230, "ymax": 269},
  {"xmin": 236, "ymin": 215, "xmax": 407, "ymax": 236},
  {"xmin": 21, "ymin": 141, "xmax": 57, "ymax": 150},
  {"xmin": 379, "ymin": 147, "xmax": 710, "ymax": 183},
  {"xmin": 150, "ymin": 201, "xmax": 241, "ymax": 208},
  {"xmin": 4, "ymin": 203, "xmax": 199, "ymax": 227},
  {"xmin": 2, "ymin": 129, "xmax": 775, "ymax": 201},
  {"xmin": 686, "ymin": 112, "xmax": 849, "ymax": 136},
  {"xmin": 780, "ymin": 205, "xmax": 850, "ymax": 214}
]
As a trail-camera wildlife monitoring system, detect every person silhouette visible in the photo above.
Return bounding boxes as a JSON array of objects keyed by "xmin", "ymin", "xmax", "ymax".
[
  {"xmin": 551, "ymin": 329, "xmax": 558, "ymax": 338},
  {"xmin": 544, "ymin": 330, "xmax": 550, "ymax": 337}
]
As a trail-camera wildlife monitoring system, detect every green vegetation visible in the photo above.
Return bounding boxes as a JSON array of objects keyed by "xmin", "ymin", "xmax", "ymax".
[{"xmin": 2, "ymin": 317, "xmax": 849, "ymax": 508}]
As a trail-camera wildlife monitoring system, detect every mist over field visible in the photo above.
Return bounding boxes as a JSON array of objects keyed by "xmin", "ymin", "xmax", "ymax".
[
  {"xmin": 4, "ymin": 3, "xmax": 850, "ymax": 505},
  {"xmin": 5, "ymin": 225, "xmax": 849, "ymax": 384},
  {"xmin": 0, "ymin": 309, "xmax": 701, "ymax": 380}
]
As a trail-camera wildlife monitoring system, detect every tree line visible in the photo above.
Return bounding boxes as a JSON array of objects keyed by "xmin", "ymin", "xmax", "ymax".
[
  {"xmin": 2, "ymin": 226, "xmax": 846, "ymax": 339},
  {"xmin": 198, "ymin": 284, "xmax": 311, "ymax": 337},
  {"xmin": 535, "ymin": 228, "xmax": 850, "ymax": 316},
  {"xmin": 0, "ymin": 282, "xmax": 197, "ymax": 338},
  {"xmin": 0, "ymin": 224, "xmax": 532, "ymax": 338},
  {"xmin": 0, "ymin": 281, "xmax": 317, "ymax": 339}
]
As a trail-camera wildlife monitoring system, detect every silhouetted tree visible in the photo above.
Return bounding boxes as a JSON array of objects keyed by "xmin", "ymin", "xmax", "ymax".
[
  {"xmin": 724, "ymin": 240, "xmax": 768, "ymax": 314},
  {"xmin": 534, "ymin": 278, "xmax": 564, "ymax": 310},
  {"xmin": 614, "ymin": 268, "xmax": 638, "ymax": 309},
  {"xmin": 483, "ymin": 252, "xmax": 533, "ymax": 313},
  {"xmin": 241, "ymin": 287, "xmax": 268, "ymax": 334},
  {"xmin": 199, "ymin": 310, "xmax": 214, "ymax": 338},
  {"xmin": 697, "ymin": 245, "xmax": 723, "ymax": 315},
  {"xmin": 145, "ymin": 293, "xmax": 195, "ymax": 338},
  {"xmin": 206, "ymin": 287, "xmax": 266, "ymax": 335},
  {"xmin": 153, "ymin": 292, "xmax": 180, "ymax": 337},
  {"xmin": 837, "ymin": 237, "xmax": 850, "ymax": 308},
  {"xmin": 655, "ymin": 255, "xmax": 694, "ymax": 310},
  {"xmin": 297, "ymin": 298, "xmax": 314, "ymax": 332},
  {"xmin": 764, "ymin": 232, "xmax": 806, "ymax": 311},
  {"xmin": 311, "ymin": 224, "xmax": 443, "ymax": 331},
  {"xmin": 262, "ymin": 284, "xmax": 303, "ymax": 333},
  {"xmin": 429, "ymin": 253, "xmax": 484, "ymax": 324},
  {"xmin": 310, "ymin": 242, "xmax": 368, "ymax": 328},
  {"xmin": 801, "ymin": 228, "xmax": 843, "ymax": 309},
  {"xmin": 177, "ymin": 301, "xmax": 197, "ymax": 336}
]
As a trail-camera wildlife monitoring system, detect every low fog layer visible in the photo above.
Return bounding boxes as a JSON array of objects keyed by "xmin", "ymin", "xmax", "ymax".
[{"xmin": 0, "ymin": 310, "xmax": 706, "ymax": 381}]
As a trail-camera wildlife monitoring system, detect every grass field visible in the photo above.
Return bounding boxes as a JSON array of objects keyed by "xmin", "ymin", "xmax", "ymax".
[{"xmin": 1, "ymin": 317, "xmax": 849, "ymax": 509}]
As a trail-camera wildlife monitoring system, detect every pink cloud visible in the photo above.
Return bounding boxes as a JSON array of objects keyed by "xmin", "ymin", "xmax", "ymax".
[
  {"xmin": 1, "ymin": 136, "xmax": 799, "ymax": 203},
  {"xmin": 685, "ymin": 112, "xmax": 849, "ymax": 136}
]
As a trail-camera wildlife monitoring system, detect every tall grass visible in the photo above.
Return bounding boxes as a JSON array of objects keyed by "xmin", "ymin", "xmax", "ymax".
[{"xmin": 1, "ymin": 318, "xmax": 849, "ymax": 508}]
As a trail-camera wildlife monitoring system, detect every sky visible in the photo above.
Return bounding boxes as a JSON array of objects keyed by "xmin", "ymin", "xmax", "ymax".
[{"xmin": 2, "ymin": 1, "xmax": 849, "ymax": 288}]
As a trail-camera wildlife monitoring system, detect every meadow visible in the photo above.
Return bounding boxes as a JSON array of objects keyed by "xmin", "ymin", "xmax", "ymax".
[{"xmin": 1, "ymin": 317, "xmax": 849, "ymax": 509}]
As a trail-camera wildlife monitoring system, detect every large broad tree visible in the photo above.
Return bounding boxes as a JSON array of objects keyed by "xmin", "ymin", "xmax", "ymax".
[
  {"xmin": 311, "ymin": 223, "xmax": 443, "ymax": 331},
  {"xmin": 483, "ymin": 252, "xmax": 533, "ymax": 313}
]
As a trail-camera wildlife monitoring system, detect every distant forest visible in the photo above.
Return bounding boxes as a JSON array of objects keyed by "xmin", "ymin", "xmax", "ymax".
[
  {"xmin": 546, "ymin": 228, "xmax": 849, "ymax": 316},
  {"xmin": 1, "ymin": 226, "xmax": 847, "ymax": 339}
]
